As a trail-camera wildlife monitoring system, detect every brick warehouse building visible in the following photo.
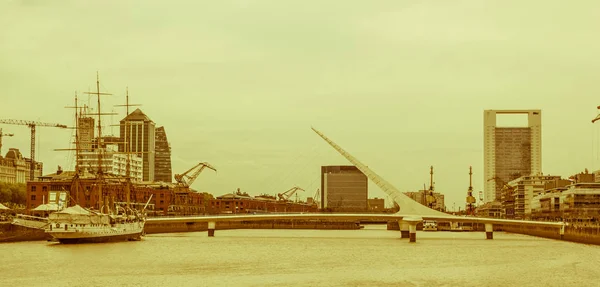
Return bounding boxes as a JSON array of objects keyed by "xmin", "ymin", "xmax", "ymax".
[
  {"xmin": 25, "ymin": 170, "xmax": 212, "ymax": 216},
  {"xmin": 26, "ymin": 171, "xmax": 316, "ymax": 216},
  {"xmin": 207, "ymin": 192, "xmax": 317, "ymax": 214}
]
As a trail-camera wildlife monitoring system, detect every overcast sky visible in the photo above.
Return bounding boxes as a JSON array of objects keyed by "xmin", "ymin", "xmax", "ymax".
[{"xmin": 1, "ymin": 0, "xmax": 600, "ymax": 210}]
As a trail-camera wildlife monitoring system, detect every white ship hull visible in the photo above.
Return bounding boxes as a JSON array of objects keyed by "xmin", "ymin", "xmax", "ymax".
[{"xmin": 47, "ymin": 221, "xmax": 145, "ymax": 244}]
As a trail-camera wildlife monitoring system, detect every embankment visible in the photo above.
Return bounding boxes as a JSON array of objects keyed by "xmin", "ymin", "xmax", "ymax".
[
  {"xmin": 500, "ymin": 224, "xmax": 600, "ymax": 245},
  {"xmin": 145, "ymin": 219, "xmax": 361, "ymax": 234},
  {"xmin": 387, "ymin": 220, "xmax": 600, "ymax": 245},
  {"xmin": 0, "ymin": 222, "xmax": 48, "ymax": 243}
]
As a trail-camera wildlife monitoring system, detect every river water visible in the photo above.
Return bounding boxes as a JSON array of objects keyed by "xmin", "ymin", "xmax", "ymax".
[{"xmin": 1, "ymin": 225, "xmax": 599, "ymax": 287}]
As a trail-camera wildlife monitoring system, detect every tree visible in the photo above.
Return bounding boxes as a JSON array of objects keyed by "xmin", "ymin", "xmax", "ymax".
[{"xmin": 0, "ymin": 182, "xmax": 26, "ymax": 205}]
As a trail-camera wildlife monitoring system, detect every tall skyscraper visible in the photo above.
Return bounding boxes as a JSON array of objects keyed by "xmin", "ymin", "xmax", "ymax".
[
  {"xmin": 483, "ymin": 110, "xmax": 541, "ymax": 203},
  {"xmin": 321, "ymin": 165, "xmax": 368, "ymax": 211},
  {"xmin": 119, "ymin": 108, "xmax": 155, "ymax": 182},
  {"xmin": 154, "ymin": 126, "xmax": 172, "ymax": 183}
]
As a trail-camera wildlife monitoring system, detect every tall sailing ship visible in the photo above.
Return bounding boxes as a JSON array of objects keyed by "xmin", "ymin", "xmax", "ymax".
[{"xmin": 45, "ymin": 74, "xmax": 150, "ymax": 244}]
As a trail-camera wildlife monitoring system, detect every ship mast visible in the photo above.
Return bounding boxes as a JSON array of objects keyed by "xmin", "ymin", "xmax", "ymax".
[
  {"xmin": 73, "ymin": 93, "xmax": 80, "ymax": 204},
  {"xmin": 115, "ymin": 87, "xmax": 141, "ymax": 211},
  {"xmin": 59, "ymin": 92, "xmax": 82, "ymax": 206},
  {"xmin": 74, "ymin": 93, "xmax": 80, "ymax": 175},
  {"xmin": 84, "ymin": 72, "xmax": 113, "ymax": 212}
]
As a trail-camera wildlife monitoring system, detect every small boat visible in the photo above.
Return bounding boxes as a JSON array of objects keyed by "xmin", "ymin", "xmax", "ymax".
[{"xmin": 423, "ymin": 220, "xmax": 438, "ymax": 231}]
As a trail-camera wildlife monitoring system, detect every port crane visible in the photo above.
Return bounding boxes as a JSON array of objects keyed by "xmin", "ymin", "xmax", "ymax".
[
  {"xmin": 278, "ymin": 186, "xmax": 305, "ymax": 202},
  {"xmin": 312, "ymin": 188, "xmax": 321, "ymax": 206},
  {"xmin": 466, "ymin": 166, "xmax": 477, "ymax": 215},
  {"xmin": 174, "ymin": 162, "xmax": 217, "ymax": 188},
  {"xmin": 0, "ymin": 128, "xmax": 14, "ymax": 156},
  {"xmin": 423, "ymin": 166, "xmax": 437, "ymax": 209},
  {"xmin": 0, "ymin": 119, "xmax": 68, "ymax": 180}
]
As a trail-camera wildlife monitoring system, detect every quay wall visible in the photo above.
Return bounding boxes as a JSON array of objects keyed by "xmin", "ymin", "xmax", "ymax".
[
  {"xmin": 145, "ymin": 219, "xmax": 361, "ymax": 234},
  {"xmin": 0, "ymin": 222, "xmax": 48, "ymax": 243},
  {"xmin": 500, "ymin": 224, "xmax": 600, "ymax": 245}
]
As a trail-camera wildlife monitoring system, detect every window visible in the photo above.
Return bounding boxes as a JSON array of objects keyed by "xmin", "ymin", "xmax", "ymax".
[
  {"xmin": 42, "ymin": 186, "xmax": 47, "ymax": 192},
  {"xmin": 31, "ymin": 195, "xmax": 36, "ymax": 201},
  {"xmin": 31, "ymin": 186, "xmax": 37, "ymax": 192}
]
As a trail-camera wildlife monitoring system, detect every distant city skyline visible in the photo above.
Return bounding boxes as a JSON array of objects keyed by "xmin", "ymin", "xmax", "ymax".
[{"xmin": 1, "ymin": 1, "xmax": 600, "ymax": 209}]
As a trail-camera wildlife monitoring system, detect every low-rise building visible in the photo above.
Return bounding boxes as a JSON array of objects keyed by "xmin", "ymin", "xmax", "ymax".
[
  {"xmin": 476, "ymin": 201, "xmax": 503, "ymax": 218},
  {"xmin": 368, "ymin": 198, "xmax": 385, "ymax": 211},
  {"xmin": 208, "ymin": 191, "xmax": 317, "ymax": 214},
  {"xmin": 560, "ymin": 183, "xmax": 600, "ymax": 220},
  {"xmin": 0, "ymin": 148, "xmax": 42, "ymax": 184},
  {"xmin": 504, "ymin": 174, "xmax": 562, "ymax": 219},
  {"xmin": 404, "ymin": 190, "xmax": 445, "ymax": 211}
]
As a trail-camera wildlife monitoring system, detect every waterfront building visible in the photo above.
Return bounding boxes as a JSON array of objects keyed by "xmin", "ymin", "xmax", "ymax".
[
  {"xmin": 320, "ymin": 166, "xmax": 368, "ymax": 212},
  {"xmin": 154, "ymin": 126, "xmax": 172, "ymax": 183},
  {"xmin": 532, "ymin": 182, "xmax": 600, "ymax": 221},
  {"xmin": 208, "ymin": 192, "xmax": 316, "ymax": 214},
  {"xmin": 0, "ymin": 148, "xmax": 42, "ymax": 184},
  {"xmin": 476, "ymin": 201, "xmax": 503, "ymax": 218},
  {"xmin": 368, "ymin": 198, "xmax": 385, "ymax": 211},
  {"xmin": 119, "ymin": 109, "xmax": 156, "ymax": 182},
  {"xmin": 403, "ymin": 191, "xmax": 445, "ymax": 212},
  {"xmin": 503, "ymin": 174, "xmax": 563, "ymax": 219},
  {"xmin": 531, "ymin": 186, "xmax": 569, "ymax": 220},
  {"xmin": 559, "ymin": 183, "xmax": 600, "ymax": 220},
  {"xmin": 483, "ymin": 110, "xmax": 542, "ymax": 203}
]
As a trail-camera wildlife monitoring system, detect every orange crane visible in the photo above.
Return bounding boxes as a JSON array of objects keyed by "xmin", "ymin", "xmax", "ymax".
[
  {"xmin": 174, "ymin": 162, "xmax": 217, "ymax": 188},
  {"xmin": 0, "ymin": 119, "xmax": 68, "ymax": 180},
  {"xmin": 0, "ymin": 128, "xmax": 14, "ymax": 156},
  {"xmin": 278, "ymin": 186, "xmax": 305, "ymax": 202}
]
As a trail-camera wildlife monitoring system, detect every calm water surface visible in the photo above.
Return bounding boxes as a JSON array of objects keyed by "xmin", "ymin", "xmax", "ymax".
[{"xmin": 2, "ymin": 225, "xmax": 599, "ymax": 287}]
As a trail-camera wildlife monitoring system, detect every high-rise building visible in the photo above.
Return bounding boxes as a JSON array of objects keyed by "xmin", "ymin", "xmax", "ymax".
[
  {"xmin": 320, "ymin": 166, "xmax": 368, "ymax": 211},
  {"xmin": 78, "ymin": 116, "xmax": 95, "ymax": 152},
  {"xmin": 154, "ymin": 126, "xmax": 172, "ymax": 183},
  {"xmin": 119, "ymin": 109, "xmax": 155, "ymax": 182},
  {"xmin": 483, "ymin": 110, "xmax": 541, "ymax": 203}
]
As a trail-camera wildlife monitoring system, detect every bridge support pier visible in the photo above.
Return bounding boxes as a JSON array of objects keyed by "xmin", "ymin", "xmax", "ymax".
[
  {"xmin": 208, "ymin": 221, "xmax": 215, "ymax": 237},
  {"xmin": 399, "ymin": 221, "xmax": 409, "ymax": 239},
  {"xmin": 560, "ymin": 224, "xmax": 565, "ymax": 240},
  {"xmin": 485, "ymin": 223, "xmax": 493, "ymax": 240},
  {"xmin": 408, "ymin": 222, "xmax": 417, "ymax": 243}
]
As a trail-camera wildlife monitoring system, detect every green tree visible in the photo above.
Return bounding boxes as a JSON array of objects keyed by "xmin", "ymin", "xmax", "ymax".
[{"xmin": 0, "ymin": 182, "xmax": 26, "ymax": 205}]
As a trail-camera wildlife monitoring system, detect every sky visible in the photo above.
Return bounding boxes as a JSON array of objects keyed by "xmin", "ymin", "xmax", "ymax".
[{"xmin": 1, "ymin": 0, "xmax": 600, "ymax": 210}]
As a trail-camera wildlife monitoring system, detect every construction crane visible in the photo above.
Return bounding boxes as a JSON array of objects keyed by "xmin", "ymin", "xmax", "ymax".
[
  {"xmin": 0, "ymin": 128, "xmax": 14, "ymax": 156},
  {"xmin": 278, "ymin": 186, "xmax": 305, "ymax": 202},
  {"xmin": 0, "ymin": 119, "xmax": 68, "ymax": 180},
  {"xmin": 174, "ymin": 162, "xmax": 217, "ymax": 188},
  {"xmin": 312, "ymin": 188, "xmax": 321, "ymax": 206}
]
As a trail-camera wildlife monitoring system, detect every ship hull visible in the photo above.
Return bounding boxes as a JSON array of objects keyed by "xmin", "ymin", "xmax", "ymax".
[
  {"xmin": 47, "ymin": 221, "xmax": 146, "ymax": 244},
  {"xmin": 54, "ymin": 231, "xmax": 143, "ymax": 244}
]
